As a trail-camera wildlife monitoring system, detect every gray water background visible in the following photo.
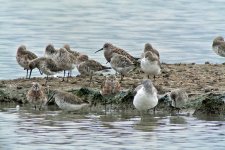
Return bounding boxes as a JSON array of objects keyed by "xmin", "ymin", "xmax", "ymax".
[{"xmin": 0, "ymin": 0, "xmax": 225, "ymax": 79}]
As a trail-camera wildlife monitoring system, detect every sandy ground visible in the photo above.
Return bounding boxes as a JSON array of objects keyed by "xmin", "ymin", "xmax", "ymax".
[{"xmin": 1, "ymin": 63, "xmax": 225, "ymax": 103}]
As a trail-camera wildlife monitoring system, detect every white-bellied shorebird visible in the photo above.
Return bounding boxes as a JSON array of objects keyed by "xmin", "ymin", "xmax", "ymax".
[
  {"xmin": 48, "ymin": 90, "xmax": 90, "ymax": 111},
  {"xmin": 141, "ymin": 43, "xmax": 160, "ymax": 59},
  {"xmin": 133, "ymin": 79, "xmax": 158, "ymax": 114},
  {"xmin": 141, "ymin": 51, "xmax": 161, "ymax": 80},
  {"xmin": 16, "ymin": 45, "xmax": 38, "ymax": 79},
  {"xmin": 26, "ymin": 82, "xmax": 47, "ymax": 110}
]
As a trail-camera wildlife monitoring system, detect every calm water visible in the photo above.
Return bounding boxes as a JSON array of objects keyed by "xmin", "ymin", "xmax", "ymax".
[
  {"xmin": 1, "ymin": 0, "xmax": 225, "ymax": 149},
  {"xmin": 0, "ymin": 0, "xmax": 225, "ymax": 79},
  {"xmin": 1, "ymin": 104, "xmax": 225, "ymax": 150}
]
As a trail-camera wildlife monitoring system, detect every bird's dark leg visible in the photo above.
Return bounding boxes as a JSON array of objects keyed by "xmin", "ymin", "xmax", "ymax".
[
  {"xmin": 62, "ymin": 70, "xmax": 66, "ymax": 82},
  {"xmin": 148, "ymin": 75, "xmax": 150, "ymax": 79},
  {"xmin": 26, "ymin": 69, "xmax": 29, "ymax": 79},
  {"xmin": 67, "ymin": 71, "xmax": 69, "ymax": 82},
  {"xmin": 39, "ymin": 69, "xmax": 43, "ymax": 75},
  {"xmin": 29, "ymin": 69, "xmax": 32, "ymax": 79},
  {"xmin": 104, "ymin": 97, "xmax": 107, "ymax": 115},
  {"xmin": 153, "ymin": 107, "xmax": 156, "ymax": 115},
  {"xmin": 154, "ymin": 75, "xmax": 156, "ymax": 81}
]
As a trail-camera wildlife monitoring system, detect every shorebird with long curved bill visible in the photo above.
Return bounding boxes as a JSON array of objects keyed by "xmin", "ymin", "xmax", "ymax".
[{"xmin": 95, "ymin": 43, "xmax": 140, "ymax": 64}]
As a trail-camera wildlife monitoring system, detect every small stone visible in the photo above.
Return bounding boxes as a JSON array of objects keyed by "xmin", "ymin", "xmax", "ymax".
[{"xmin": 17, "ymin": 86, "xmax": 23, "ymax": 90}]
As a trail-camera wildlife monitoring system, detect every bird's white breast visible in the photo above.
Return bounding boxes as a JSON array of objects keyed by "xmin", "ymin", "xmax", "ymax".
[
  {"xmin": 133, "ymin": 87, "xmax": 158, "ymax": 111},
  {"xmin": 141, "ymin": 58, "xmax": 160, "ymax": 75}
]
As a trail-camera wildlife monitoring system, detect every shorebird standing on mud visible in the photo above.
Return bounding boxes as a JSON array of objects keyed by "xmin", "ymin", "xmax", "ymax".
[
  {"xmin": 95, "ymin": 43, "xmax": 139, "ymax": 63},
  {"xmin": 63, "ymin": 44, "xmax": 80, "ymax": 77},
  {"xmin": 48, "ymin": 90, "xmax": 90, "ymax": 111},
  {"xmin": 16, "ymin": 45, "xmax": 38, "ymax": 79},
  {"xmin": 133, "ymin": 79, "xmax": 158, "ymax": 114},
  {"xmin": 54, "ymin": 48, "xmax": 76, "ymax": 81},
  {"xmin": 141, "ymin": 51, "xmax": 161, "ymax": 80},
  {"xmin": 142, "ymin": 43, "xmax": 160, "ymax": 59},
  {"xmin": 100, "ymin": 75, "xmax": 121, "ymax": 96},
  {"xmin": 45, "ymin": 44, "xmax": 74, "ymax": 80},
  {"xmin": 76, "ymin": 54, "xmax": 111, "ymax": 85},
  {"xmin": 28, "ymin": 57, "xmax": 63, "ymax": 85},
  {"xmin": 212, "ymin": 36, "xmax": 225, "ymax": 57},
  {"xmin": 166, "ymin": 89, "xmax": 188, "ymax": 113},
  {"xmin": 110, "ymin": 53, "xmax": 136, "ymax": 81},
  {"xmin": 26, "ymin": 82, "xmax": 47, "ymax": 110}
]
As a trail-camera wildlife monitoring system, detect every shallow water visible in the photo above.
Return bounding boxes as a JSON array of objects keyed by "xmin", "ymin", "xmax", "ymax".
[
  {"xmin": 0, "ymin": 0, "xmax": 225, "ymax": 79},
  {"xmin": 1, "ymin": 104, "xmax": 225, "ymax": 150}
]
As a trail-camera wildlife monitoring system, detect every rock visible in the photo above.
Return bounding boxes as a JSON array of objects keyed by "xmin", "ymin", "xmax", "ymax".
[{"xmin": 193, "ymin": 93, "xmax": 225, "ymax": 116}]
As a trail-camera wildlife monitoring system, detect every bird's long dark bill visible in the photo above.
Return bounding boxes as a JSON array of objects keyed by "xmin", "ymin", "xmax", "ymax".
[{"xmin": 95, "ymin": 48, "xmax": 103, "ymax": 53}]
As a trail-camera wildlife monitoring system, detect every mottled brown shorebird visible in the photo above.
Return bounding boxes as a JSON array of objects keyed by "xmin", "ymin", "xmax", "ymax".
[
  {"xmin": 212, "ymin": 36, "xmax": 225, "ymax": 57},
  {"xmin": 49, "ymin": 90, "xmax": 90, "ymax": 111},
  {"xmin": 141, "ymin": 51, "xmax": 161, "ymax": 80},
  {"xmin": 110, "ymin": 53, "xmax": 136, "ymax": 81},
  {"xmin": 95, "ymin": 43, "xmax": 139, "ymax": 63},
  {"xmin": 63, "ymin": 44, "xmax": 80, "ymax": 58},
  {"xmin": 166, "ymin": 89, "xmax": 188, "ymax": 113},
  {"xmin": 44, "ymin": 44, "xmax": 58, "ymax": 59},
  {"xmin": 26, "ymin": 82, "xmax": 47, "ymax": 110},
  {"xmin": 63, "ymin": 44, "xmax": 81, "ymax": 77},
  {"xmin": 55, "ymin": 48, "xmax": 76, "ymax": 81},
  {"xmin": 142, "ymin": 43, "xmax": 160, "ymax": 59},
  {"xmin": 29, "ymin": 57, "xmax": 63, "ymax": 85},
  {"xmin": 16, "ymin": 45, "xmax": 38, "ymax": 79},
  {"xmin": 77, "ymin": 54, "xmax": 111, "ymax": 85},
  {"xmin": 100, "ymin": 75, "xmax": 121, "ymax": 96},
  {"xmin": 45, "ymin": 44, "xmax": 75, "ymax": 79}
]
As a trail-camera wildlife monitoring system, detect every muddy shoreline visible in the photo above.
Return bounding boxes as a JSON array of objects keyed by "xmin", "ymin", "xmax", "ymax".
[{"xmin": 1, "ymin": 63, "xmax": 225, "ymax": 116}]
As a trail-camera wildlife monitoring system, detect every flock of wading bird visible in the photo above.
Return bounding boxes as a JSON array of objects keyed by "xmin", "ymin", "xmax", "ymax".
[{"xmin": 16, "ymin": 36, "xmax": 224, "ymax": 113}]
